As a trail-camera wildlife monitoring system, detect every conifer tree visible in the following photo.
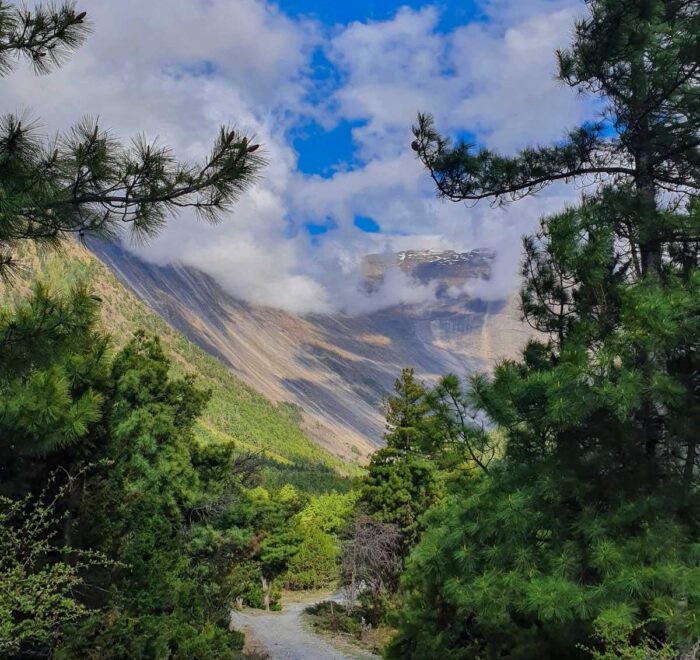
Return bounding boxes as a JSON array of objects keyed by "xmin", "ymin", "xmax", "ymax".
[
  {"xmin": 0, "ymin": 284, "xmax": 110, "ymax": 485},
  {"xmin": 0, "ymin": 3, "xmax": 265, "ymax": 654},
  {"xmin": 361, "ymin": 369, "xmax": 439, "ymax": 554},
  {"xmin": 392, "ymin": 1, "xmax": 700, "ymax": 657},
  {"xmin": 65, "ymin": 332, "xmax": 240, "ymax": 657},
  {"xmin": 382, "ymin": 368, "xmax": 431, "ymax": 454}
]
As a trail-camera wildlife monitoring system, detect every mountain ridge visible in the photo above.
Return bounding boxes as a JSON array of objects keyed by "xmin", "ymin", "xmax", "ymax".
[{"xmin": 88, "ymin": 240, "xmax": 533, "ymax": 456}]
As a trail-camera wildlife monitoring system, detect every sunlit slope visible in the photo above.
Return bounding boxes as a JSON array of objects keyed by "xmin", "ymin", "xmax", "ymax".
[{"xmin": 1, "ymin": 241, "xmax": 357, "ymax": 476}]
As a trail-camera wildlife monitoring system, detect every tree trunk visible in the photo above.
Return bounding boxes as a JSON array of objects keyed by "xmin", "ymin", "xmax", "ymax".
[
  {"xmin": 261, "ymin": 576, "xmax": 271, "ymax": 611},
  {"xmin": 631, "ymin": 51, "xmax": 665, "ymax": 467},
  {"xmin": 684, "ymin": 440, "xmax": 697, "ymax": 492}
]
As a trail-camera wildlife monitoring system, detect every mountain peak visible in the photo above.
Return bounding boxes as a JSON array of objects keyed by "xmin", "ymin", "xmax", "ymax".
[{"xmin": 365, "ymin": 248, "xmax": 495, "ymax": 285}]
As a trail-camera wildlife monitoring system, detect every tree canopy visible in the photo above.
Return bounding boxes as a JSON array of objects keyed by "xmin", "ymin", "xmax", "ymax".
[
  {"xmin": 0, "ymin": 3, "xmax": 357, "ymax": 657},
  {"xmin": 390, "ymin": 1, "xmax": 700, "ymax": 657}
]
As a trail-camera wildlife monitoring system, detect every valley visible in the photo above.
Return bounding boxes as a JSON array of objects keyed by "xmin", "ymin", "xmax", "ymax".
[
  {"xmin": 89, "ymin": 239, "xmax": 532, "ymax": 459},
  {"xmin": 2, "ymin": 1, "xmax": 696, "ymax": 657}
]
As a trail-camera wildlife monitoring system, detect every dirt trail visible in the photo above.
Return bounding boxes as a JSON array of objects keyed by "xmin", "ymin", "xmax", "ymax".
[{"xmin": 230, "ymin": 592, "xmax": 378, "ymax": 660}]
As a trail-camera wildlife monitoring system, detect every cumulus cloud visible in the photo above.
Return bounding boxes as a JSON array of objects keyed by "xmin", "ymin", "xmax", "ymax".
[
  {"xmin": 1, "ymin": 0, "xmax": 594, "ymax": 315},
  {"xmin": 288, "ymin": 0, "xmax": 592, "ymax": 312}
]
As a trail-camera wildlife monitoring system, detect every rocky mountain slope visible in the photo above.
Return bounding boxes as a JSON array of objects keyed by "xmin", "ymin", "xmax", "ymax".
[
  {"xmin": 364, "ymin": 248, "xmax": 494, "ymax": 287},
  {"xmin": 89, "ymin": 240, "xmax": 533, "ymax": 458}
]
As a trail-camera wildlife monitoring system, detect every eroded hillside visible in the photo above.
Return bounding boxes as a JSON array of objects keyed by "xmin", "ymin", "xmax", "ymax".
[{"xmin": 89, "ymin": 240, "xmax": 533, "ymax": 453}]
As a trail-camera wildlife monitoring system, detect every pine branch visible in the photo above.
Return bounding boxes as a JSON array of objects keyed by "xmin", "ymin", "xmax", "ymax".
[
  {"xmin": 411, "ymin": 114, "xmax": 636, "ymax": 204},
  {"xmin": 0, "ymin": 1, "xmax": 90, "ymax": 76},
  {"xmin": 0, "ymin": 116, "xmax": 266, "ymax": 255}
]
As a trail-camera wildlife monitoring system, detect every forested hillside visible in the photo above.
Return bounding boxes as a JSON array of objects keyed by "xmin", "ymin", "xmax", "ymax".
[
  {"xmin": 315, "ymin": 1, "xmax": 700, "ymax": 658},
  {"xmin": 0, "ymin": 241, "xmax": 360, "ymax": 658},
  {"xmin": 88, "ymin": 239, "xmax": 531, "ymax": 457},
  {"xmin": 2, "ymin": 241, "xmax": 355, "ymax": 480},
  {"xmin": 1, "ymin": 0, "xmax": 698, "ymax": 658}
]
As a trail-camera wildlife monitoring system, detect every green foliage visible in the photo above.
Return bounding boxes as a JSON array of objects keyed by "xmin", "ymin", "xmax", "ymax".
[
  {"xmin": 0, "ymin": 2, "xmax": 89, "ymax": 76},
  {"xmin": 382, "ymin": 368, "xmax": 432, "ymax": 453},
  {"xmin": 284, "ymin": 525, "xmax": 339, "ymax": 589},
  {"xmin": 359, "ymin": 370, "xmax": 441, "ymax": 556},
  {"xmin": 277, "ymin": 401, "xmax": 304, "ymax": 426},
  {"xmin": 361, "ymin": 450, "xmax": 437, "ymax": 553},
  {"xmin": 295, "ymin": 490, "xmax": 357, "ymax": 534},
  {"xmin": 0, "ymin": 2, "xmax": 357, "ymax": 657},
  {"xmin": 390, "ymin": 231, "xmax": 700, "ymax": 655},
  {"xmin": 412, "ymin": 1, "xmax": 698, "ymax": 208},
  {"xmin": 392, "ymin": 1, "xmax": 700, "ymax": 657},
  {"xmin": 389, "ymin": 465, "xmax": 700, "ymax": 658},
  {"xmin": 58, "ymin": 332, "xmax": 245, "ymax": 657},
  {"xmin": 0, "ymin": 285, "xmax": 114, "ymax": 658},
  {"xmin": 3, "ymin": 240, "xmax": 356, "ymax": 477},
  {"xmin": 305, "ymin": 600, "xmax": 397, "ymax": 656},
  {"xmin": 219, "ymin": 484, "xmax": 355, "ymax": 605},
  {"xmin": 0, "ymin": 284, "xmax": 110, "ymax": 461},
  {"xmin": 306, "ymin": 600, "xmax": 362, "ymax": 635},
  {"xmin": 0, "ymin": 469, "xmax": 115, "ymax": 658},
  {"xmin": 284, "ymin": 491, "xmax": 357, "ymax": 589},
  {"xmin": 0, "ymin": 279, "xmax": 355, "ymax": 656},
  {"xmin": 582, "ymin": 613, "xmax": 678, "ymax": 660},
  {"xmin": 426, "ymin": 373, "xmax": 498, "ymax": 473}
]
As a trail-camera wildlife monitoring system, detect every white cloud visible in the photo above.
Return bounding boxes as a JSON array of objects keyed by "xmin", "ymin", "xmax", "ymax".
[
  {"xmin": 1, "ymin": 0, "xmax": 593, "ymax": 315},
  {"xmin": 446, "ymin": 6, "xmax": 591, "ymax": 150},
  {"xmin": 286, "ymin": 0, "xmax": 591, "ymax": 311}
]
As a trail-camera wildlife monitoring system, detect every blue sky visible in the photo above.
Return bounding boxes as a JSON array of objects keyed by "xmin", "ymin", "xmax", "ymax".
[
  {"xmin": 3, "ymin": 0, "xmax": 592, "ymax": 313},
  {"xmin": 278, "ymin": 0, "xmax": 481, "ymax": 28},
  {"xmin": 285, "ymin": 1, "xmax": 481, "ymax": 185},
  {"xmin": 281, "ymin": 1, "xmax": 487, "ymax": 236}
]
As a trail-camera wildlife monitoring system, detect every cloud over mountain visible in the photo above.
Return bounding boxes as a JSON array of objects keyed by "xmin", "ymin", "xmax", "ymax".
[{"xmin": 2, "ymin": 0, "xmax": 594, "ymax": 314}]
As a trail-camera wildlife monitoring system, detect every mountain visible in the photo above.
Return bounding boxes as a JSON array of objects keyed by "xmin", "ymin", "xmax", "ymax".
[
  {"xmin": 0, "ymin": 241, "xmax": 355, "ymax": 481},
  {"xmin": 364, "ymin": 248, "xmax": 494, "ymax": 287},
  {"xmin": 88, "ymin": 240, "xmax": 533, "ymax": 459}
]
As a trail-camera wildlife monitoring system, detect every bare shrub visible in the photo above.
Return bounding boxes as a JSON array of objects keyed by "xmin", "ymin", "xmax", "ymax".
[{"xmin": 340, "ymin": 515, "xmax": 401, "ymax": 612}]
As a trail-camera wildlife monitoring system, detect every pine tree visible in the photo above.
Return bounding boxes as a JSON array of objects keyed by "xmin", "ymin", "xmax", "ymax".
[
  {"xmin": 0, "ymin": 285, "xmax": 112, "ymax": 658},
  {"xmin": 383, "ymin": 368, "xmax": 432, "ymax": 454},
  {"xmin": 0, "ymin": 4, "xmax": 266, "ymax": 654},
  {"xmin": 391, "ymin": 1, "xmax": 700, "ymax": 657},
  {"xmin": 65, "ymin": 332, "xmax": 240, "ymax": 657},
  {"xmin": 411, "ymin": 0, "xmax": 699, "ymax": 487},
  {"xmin": 0, "ymin": 1, "xmax": 264, "ymax": 275},
  {"xmin": 361, "ymin": 369, "xmax": 439, "ymax": 554},
  {"xmin": 0, "ymin": 284, "xmax": 110, "ymax": 487}
]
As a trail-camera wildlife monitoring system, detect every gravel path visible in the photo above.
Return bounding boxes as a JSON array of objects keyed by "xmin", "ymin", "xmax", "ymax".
[{"xmin": 230, "ymin": 593, "xmax": 378, "ymax": 660}]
